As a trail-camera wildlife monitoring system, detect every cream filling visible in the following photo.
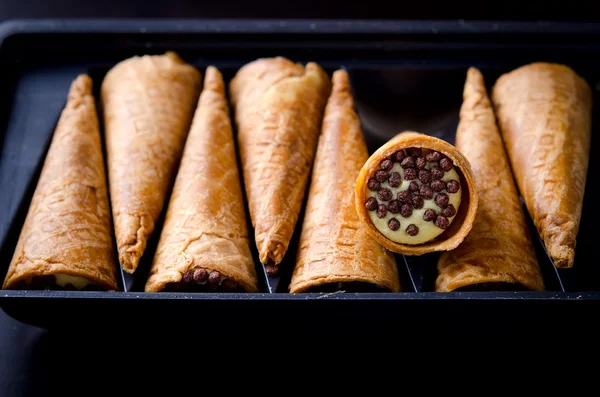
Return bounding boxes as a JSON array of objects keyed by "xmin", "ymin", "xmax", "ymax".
[
  {"xmin": 54, "ymin": 274, "xmax": 93, "ymax": 289},
  {"xmin": 367, "ymin": 151, "xmax": 462, "ymax": 245}
]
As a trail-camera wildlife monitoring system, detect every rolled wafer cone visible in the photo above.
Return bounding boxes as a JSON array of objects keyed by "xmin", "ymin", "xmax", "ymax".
[
  {"xmin": 3, "ymin": 75, "xmax": 118, "ymax": 291},
  {"xmin": 435, "ymin": 68, "xmax": 544, "ymax": 292},
  {"xmin": 355, "ymin": 131, "xmax": 478, "ymax": 255},
  {"xmin": 145, "ymin": 67, "xmax": 258, "ymax": 293},
  {"xmin": 289, "ymin": 70, "xmax": 400, "ymax": 293},
  {"xmin": 229, "ymin": 57, "xmax": 331, "ymax": 274},
  {"xmin": 491, "ymin": 63, "xmax": 592, "ymax": 268},
  {"xmin": 101, "ymin": 51, "xmax": 202, "ymax": 273}
]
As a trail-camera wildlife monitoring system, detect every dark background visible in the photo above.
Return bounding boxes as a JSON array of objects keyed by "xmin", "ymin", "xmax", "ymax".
[{"xmin": 1, "ymin": 0, "xmax": 597, "ymax": 394}]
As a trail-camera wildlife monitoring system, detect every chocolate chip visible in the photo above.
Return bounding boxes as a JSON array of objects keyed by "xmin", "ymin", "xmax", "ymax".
[
  {"xmin": 406, "ymin": 224, "xmax": 419, "ymax": 236},
  {"xmin": 193, "ymin": 269, "xmax": 209, "ymax": 283},
  {"xmin": 265, "ymin": 264, "xmax": 279, "ymax": 276},
  {"xmin": 393, "ymin": 150, "xmax": 406, "ymax": 162},
  {"xmin": 419, "ymin": 185, "xmax": 434, "ymax": 200},
  {"xmin": 423, "ymin": 209, "xmax": 436, "ymax": 222},
  {"xmin": 220, "ymin": 278, "xmax": 238, "ymax": 291},
  {"xmin": 388, "ymin": 200, "xmax": 401, "ymax": 213},
  {"xmin": 401, "ymin": 157, "xmax": 415, "ymax": 169},
  {"xmin": 208, "ymin": 271, "xmax": 221, "ymax": 286},
  {"xmin": 397, "ymin": 190, "xmax": 412, "ymax": 203},
  {"xmin": 388, "ymin": 218, "xmax": 400, "ymax": 231},
  {"xmin": 435, "ymin": 193, "xmax": 449, "ymax": 208},
  {"xmin": 377, "ymin": 204, "xmax": 387, "ymax": 218},
  {"xmin": 415, "ymin": 157, "xmax": 426, "ymax": 169},
  {"xmin": 400, "ymin": 203, "xmax": 413, "ymax": 218},
  {"xmin": 380, "ymin": 159, "xmax": 393, "ymax": 171},
  {"xmin": 409, "ymin": 181, "xmax": 420, "ymax": 192},
  {"xmin": 365, "ymin": 197, "xmax": 378, "ymax": 211},
  {"xmin": 404, "ymin": 168, "xmax": 417, "ymax": 180},
  {"xmin": 378, "ymin": 188, "xmax": 393, "ymax": 201},
  {"xmin": 446, "ymin": 180, "xmax": 460, "ymax": 194},
  {"xmin": 375, "ymin": 170, "xmax": 389, "ymax": 182},
  {"xmin": 443, "ymin": 204, "xmax": 456, "ymax": 217},
  {"xmin": 431, "ymin": 180, "xmax": 446, "ymax": 192},
  {"xmin": 440, "ymin": 157, "xmax": 454, "ymax": 171},
  {"xmin": 432, "ymin": 167, "xmax": 445, "ymax": 180},
  {"xmin": 183, "ymin": 270, "xmax": 194, "ymax": 283},
  {"xmin": 388, "ymin": 172, "xmax": 401, "ymax": 187},
  {"xmin": 426, "ymin": 151, "xmax": 442, "ymax": 162},
  {"xmin": 367, "ymin": 178, "xmax": 381, "ymax": 191},
  {"xmin": 418, "ymin": 169, "xmax": 432, "ymax": 184},
  {"xmin": 435, "ymin": 215, "xmax": 450, "ymax": 229},
  {"xmin": 408, "ymin": 147, "xmax": 422, "ymax": 157},
  {"xmin": 412, "ymin": 195, "xmax": 424, "ymax": 209}
]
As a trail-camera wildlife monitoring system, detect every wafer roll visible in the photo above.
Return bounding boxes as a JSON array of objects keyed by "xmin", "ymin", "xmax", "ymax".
[
  {"xmin": 355, "ymin": 131, "xmax": 478, "ymax": 255},
  {"xmin": 436, "ymin": 68, "xmax": 544, "ymax": 292},
  {"xmin": 491, "ymin": 62, "xmax": 592, "ymax": 268},
  {"xmin": 229, "ymin": 57, "xmax": 331, "ymax": 275},
  {"xmin": 101, "ymin": 51, "xmax": 201, "ymax": 273},
  {"xmin": 3, "ymin": 75, "xmax": 118, "ymax": 291},
  {"xmin": 145, "ymin": 67, "xmax": 258, "ymax": 293},
  {"xmin": 289, "ymin": 70, "xmax": 400, "ymax": 293}
]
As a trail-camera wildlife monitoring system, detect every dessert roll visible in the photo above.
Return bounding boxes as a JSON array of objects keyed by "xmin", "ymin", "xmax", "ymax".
[
  {"xmin": 492, "ymin": 63, "xmax": 592, "ymax": 268},
  {"xmin": 144, "ymin": 67, "xmax": 258, "ymax": 293},
  {"xmin": 289, "ymin": 70, "xmax": 400, "ymax": 293},
  {"xmin": 355, "ymin": 132, "xmax": 478, "ymax": 255},
  {"xmin": 3, "ymin": 75, "xmax": 118, "ymax": 291},
  {"xmin": 101, "ymin": 51, "xmax": 202, "ymax": 273},
  {"xmin": 229, "ymin": 57, "xmax": 331, "ymax": 275},
  {"xmin": 436, "ymin": 68, "xmax": 545, "ymax": 292}
]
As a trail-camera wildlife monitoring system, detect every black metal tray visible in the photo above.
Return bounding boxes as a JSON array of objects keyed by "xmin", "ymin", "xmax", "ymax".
[{"xmin": 1, "ymin": 19, "xmax": 599, "ymax": 330}]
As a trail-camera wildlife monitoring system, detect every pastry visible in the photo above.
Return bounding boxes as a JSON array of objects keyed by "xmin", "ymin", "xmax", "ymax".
[
  {"xmin": 492, "ymin": 62, "xmax": 592, "ymax": 268},
  {"xmin": 3, "ymin": 75, "xmax": 118, "ymax": 291},
  {"xmin": 101, "ymin": 51, "xmax": 202, "ymax": 273},
  {"xmin": 145, "ymin": 67, "xmax": 259, "ymax": 293},
  {"xmin": 436, "ymin": 68, "xmax": 545, "ymax": 292},
  {"xmin": 289, "ymin": 70, "xmax": 400, "ymax": 293},
  {"xmin": 355, "ymin": 132, "xmax": 478, "ymax": 255},
  {"xmin": 229, "ymin": 56, "xmax": 331, "ymax": 275}
]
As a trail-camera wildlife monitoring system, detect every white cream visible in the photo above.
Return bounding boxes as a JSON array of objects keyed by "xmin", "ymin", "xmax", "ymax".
[{"xmin": 54, "ymin": 274, "xmax": 93, "ymax": 289}]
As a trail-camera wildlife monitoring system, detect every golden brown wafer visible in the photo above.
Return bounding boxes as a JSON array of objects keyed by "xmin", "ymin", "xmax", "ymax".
[{"xmin": 3, "ymin": 75, "xmax": 118, "ymax": 291}]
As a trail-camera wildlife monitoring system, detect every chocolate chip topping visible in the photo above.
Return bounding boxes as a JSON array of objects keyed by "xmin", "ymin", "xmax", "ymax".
[
  {"xmin": 397, "ymin": 190, "xmax": 412, "ymax": 203},
  {"xmin": 367, "ymin": 178, "xmax": 381, "ymax": 191},
  {"xmin": 380, "ymin": 158, "xmax": 393, "ymax": 171},
  {"xmin": 375, "ymin": 170, "xmax": 389, "ymax": 182},
  {"xmin": 426, "ymin": 151, "xmax": 442, "ymax": 162},
  {"xmin": 435, "ymin": 193, "xmax": 449, "ymax": 208},
  {"xmin": 440, "ymin": 157, "xmax": 454, "ymax": 171},
  {"xmin": 388, "ymin": 172, "xmax": 401, "ymax": 187},
  {"xmin": 431, "ymin": 167, "xmax": 445, "ymax": 180},
  {"xmin": 446, "ymin": 180, "xmax": 460, "ymax": 194},
  {"xmin": 265, "ymin": 264, "xmax": 279, "ymax": 276},
  {"xmin": 388, "ymin": 218, "xmax": 400, "ymax": 231},
  {"xmin": 412, "ymin": 195, "xmax": 424, "ymax": 209},
  {"xmin": 400, "ymin": 203, "xmax": 413, "ymax": 218},
  {"xmin": 408, "ymin": 147, "xmax": 422, "ymax": 157},
  {"xmin": 419, "ymin": 185, "xmax": 434, "ymax": 200},
  {"xmin": 423, "ymin": 209, "xmax": 436, "ymax": 222},
  {"xmin": 183, "ymin": 271, "xmax": 194, "ymax": 283},
  {"xmin": 404, "ymin": 168, "xmax": 417, "ymax": 180},
  {"xmin": 393, "ymin": 150, "xmax": 406, "ymax": 162},
  {"xmin": 418, "ymin": 169, "xmax": 432, "ymax": 184},
  {"xmin": 431, "ymin": 180, "xmax": 446, "ymax": 192},
  {"xmin": 443, "ymin": 204, "xmax": 456, "ymax": 218},
  {"xmin": 388, "ymin": 200, "xmax": 401, "ymax": 213},
  {"xmin": 409, "ymin": 181, "xmax": 420, "ymax": 192},
  {"xmin": 435, "ymin": 215, "xmax": 450, "ymax": 229},
  {"xmin": 377, "ymin": 204, "xmax": 387, "ymax": 218},
  {"xmin": 365, "ymin": 197, "xmax": 378, "ymax": 211},
  {"xmin": 415, "ymin": 157, "xmax": 426, "ymax": 169},
  {"xmin": 401, "ymin": 157, "xmax": 415, "ymax": 169},
  {"xmin": 406, "ymin": 224, "xmax": 419, "ymax": 236},
  {"xmin": 193, "ymin": 268, "xmax": 209, "ymax": 283},
  {"xmin": 378, "ymin": 188, "xmax": 393, "ymax": 201},
  {"xmin": 208, "ymin": 271, "xmax": 221, "ymax": 286}
]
